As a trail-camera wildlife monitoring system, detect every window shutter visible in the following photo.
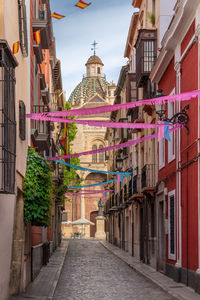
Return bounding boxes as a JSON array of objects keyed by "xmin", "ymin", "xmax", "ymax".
[{"xmin": 19, "ymin": 100, "xmax": 26, "ymax": 140}]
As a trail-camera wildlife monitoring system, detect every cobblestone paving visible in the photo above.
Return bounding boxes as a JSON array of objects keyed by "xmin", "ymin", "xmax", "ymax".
[{"xmin": 53, "ymin": 240, "xmax": 173, "ymax": 300}]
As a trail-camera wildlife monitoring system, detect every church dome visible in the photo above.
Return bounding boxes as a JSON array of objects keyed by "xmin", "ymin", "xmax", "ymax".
[
  {"xmin": 85, "ymin": 55, "xmax": 104, "ymax": 66},
  {"xmin": 69, "ymin": 76, "xmax": 109, "ymax": 104}
]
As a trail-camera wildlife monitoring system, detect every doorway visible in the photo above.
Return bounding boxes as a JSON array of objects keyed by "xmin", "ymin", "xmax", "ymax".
[{"xmin": 158, "ymin": 201, "xmax": 165, "ymax": 271}]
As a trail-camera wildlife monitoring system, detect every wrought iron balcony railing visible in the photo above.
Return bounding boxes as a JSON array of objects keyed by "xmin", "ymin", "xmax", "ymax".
[{"xmin": 142, "ymin": 164, "xmax": 156, "ymax": 189}]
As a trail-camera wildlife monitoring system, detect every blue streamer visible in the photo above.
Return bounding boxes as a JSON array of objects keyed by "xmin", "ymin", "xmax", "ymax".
[
  {"xmin": 69, "ymin": 178, "xmax": 118, "ymax": 189},
  {"xmin": 54, "ymin": 159, "xmax": 132, "ymax": 177}
]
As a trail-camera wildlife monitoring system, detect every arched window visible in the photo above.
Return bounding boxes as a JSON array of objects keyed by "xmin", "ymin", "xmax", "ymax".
[
  {"xmin": 92, "ymin": 145, "xmax": 97, "ymax": 163},
  {"xmin": 99, "ymin": 145, "xmax": 104, "ymax": 163}
]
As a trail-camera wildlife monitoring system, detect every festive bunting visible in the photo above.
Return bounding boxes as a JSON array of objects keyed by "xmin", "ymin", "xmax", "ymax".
[
  {"xmin": 34, "ymin": 30, "xmax": 41, "ymax": 45},
  {"xmin": 75, "ymin": 0, "xmax": 91, "ymax": 9},
  {"xmin": 65, "ymin": 193, "xmax": 103, "ymax": 196},
  {"xmin": 26, "ymin": 90, "xmax": 200, "ymax": 118},
  {"xmin": 47, "ymin": 126, "xmax": 181, "ymax": 160},
  {"xmin": 59, "ymin": 124, "xmax": 70, "ymax": 169},
  {"xmin": 67, "ymin": 189, "xmax": 113, "ymax": 193},
  {"xmin": 158, "ymin": 121, "xmax": 164, "ymax": 141},
  {"xmin": 26, "ymin": 114, "xmax": 175, "ymax": 129},
  {"xmin": 69, "ymin": 178, "xmax": 118, "ymax": 189},
  {"xmin": 50, "ymin": 12, "xmax": 65, "ymax": 19},
  {"xmin": 164, "ymin": 122, "xmax": 170, "ymax": 141},
  {"xmin": 12, "ymin": 41, "xmax": 19, "ymax": 54},
  {"xmin": 53, "ymin": 159, "xmax": 132, "ymax": 177},
  {"xmin": 65, "ymin": 193, "xmax": 100, "ymax": 198}
]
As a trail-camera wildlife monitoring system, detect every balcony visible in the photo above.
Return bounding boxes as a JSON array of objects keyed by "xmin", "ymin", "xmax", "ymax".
[
  {"xmin": 32, "ymin": 4, "xmax": 53, "ymax": 49},
  {"xmin": 31, "ymin": 105, "xmax": 50, "ymax": 153},
  {"xmin": 126, "ymin": 174, "xmax": 143, "ymax": 204},
  {"xmin": 33, "ymin": 42, "xmax": 43, "ymax": 64},
  {"xmin": 126, "ymin": 73, "xmax": 137, "ymax": 103},
  {"xmin": 41, "ymin": 87, "xmax": 50, "ymax": 105},
  {"xmin": 135, "ymin": 29, "xmax": 157, "ymax": 87},
  {"xmin": 142, "ymin": 164, "xmax": 156, "ymax": 194}
]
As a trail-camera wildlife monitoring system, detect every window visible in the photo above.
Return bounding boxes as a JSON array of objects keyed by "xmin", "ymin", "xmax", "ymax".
[
  {"xmin": 99, "ymin": 145, "xmax": 104, "ymax": 163},
  {"xmin": 62, "ymin": 212, "xmax": 68, "ymax": 222},
  {"xmin": 92, "ymin": 145, "xmax": 97, "ymax": 163},
  {"xmin": 0, "ymin": 42, "xmax": 17, "ymax": 193},
  {"xmin": 144, "ymin": 40, "xmax": 155, "ymax": 72},
  {"xmin": 159, "ymin": 139, "xmax": 165, "ymax": 169},
  {"xmin": 97, "ymin": 67, "xmax": 100, "ymax": 74},
  {"xmin": 19, "ymin": 101, "xmax": 26, "ymax": 140},
  {"xmin": 168, "ymin": 190, "xmax": 176, "ymax": 260},
  {"xmin": 18, "ymin": 0, "xmax": 28, "ymax": 57},
  {"xmin": 168, "ymin": 90, "xmax": 175, "ymax": 162}
]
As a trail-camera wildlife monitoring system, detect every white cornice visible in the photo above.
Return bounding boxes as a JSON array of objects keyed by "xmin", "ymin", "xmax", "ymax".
[{"xmin": 150, "ymin": 0, "xmax": 200, "ymax": 83}]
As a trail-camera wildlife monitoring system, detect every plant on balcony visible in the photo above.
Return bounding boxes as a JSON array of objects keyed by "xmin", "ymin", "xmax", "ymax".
[
  {"xmin": 23, "ymin": 147, "xmax": 52, "ymax": 227},
  {"xmin": 147, "ymin": 12, "xmax": 155, "ymax": 26}
]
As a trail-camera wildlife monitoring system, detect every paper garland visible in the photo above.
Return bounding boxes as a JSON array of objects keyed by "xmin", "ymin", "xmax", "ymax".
[
  {"xmin": 53, "ymin": 159, "xmax": 132, "ymax": 177},
  {"xmin": 26, "ymin": 114, "xmax": 175, "ymax": 129},
  {"xmin": 26, "ymin": 90, "xmax": 200, "ymax": 118},
  {"xmin": 68, "ymin": 189, "xmax": 113, "ymax": 195},
  {"xmin": 47, "ymin": 126, "xmax": 181, "ymax": 160},
  {"xmin": 68, "ymin": 178, "xmax": 118, "ymax": 189}
]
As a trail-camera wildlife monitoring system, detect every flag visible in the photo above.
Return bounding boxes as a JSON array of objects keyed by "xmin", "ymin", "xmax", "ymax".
[
  {"xmin": 12, "ymin": 41, "xmax": 19, "ymax": 54},
  {"xmin": 50, "ymin": 12, "xmax": 65, "ymax": 19},
  {"xmin": 164, "ymin": 122, "xmax": 171, "ymax": 141},
  {"xmin": 34, "ymin": 30, "xmax": 40, "ymax": 45},
  {"xmin": 75, "ymin": 0, "xmax": 91, "ymax": 9},
  {"xmin": 59, "ymin": 124, "xmax": 70, "ymax": 170}
]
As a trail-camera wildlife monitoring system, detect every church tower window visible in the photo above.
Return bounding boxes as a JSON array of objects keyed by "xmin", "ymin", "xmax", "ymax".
[
  {"xmin": 92, "ymin": 145, "xmax": 97, "ymax": 163},
  {"xmin": 97, "ymin": 67, "xmax": 100, "ymax": 74},
  {"xmin": 99, "ymin": 145, "xmax": 104, "ymax": 162}
]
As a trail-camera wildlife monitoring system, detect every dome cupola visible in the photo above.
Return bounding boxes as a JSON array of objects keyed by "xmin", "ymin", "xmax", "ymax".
[{"xmin": 85, "ymin": 55, "xmax": 104, "ymax": 78}]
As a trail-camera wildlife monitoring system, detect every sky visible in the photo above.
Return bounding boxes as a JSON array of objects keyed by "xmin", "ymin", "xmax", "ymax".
[{"xmin": 50, "ymin": 0, "xmax": 137, "ymax": 99}]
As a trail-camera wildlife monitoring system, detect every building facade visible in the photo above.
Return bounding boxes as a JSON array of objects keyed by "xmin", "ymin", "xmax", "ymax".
[
  {"xmin": 150, "ymin": 0, "xmax": 200, "ymax": 292},
  {"xmin": 0, "ymin": 0, "xmax": 29, "ymax": 298},
  {"xmin": 105, "ymin": 0, "xmax": 200, "ymax": 295}
]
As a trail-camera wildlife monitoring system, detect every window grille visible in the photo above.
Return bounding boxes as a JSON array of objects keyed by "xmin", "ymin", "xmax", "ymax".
[
  {"xmin": 19, "ymin": 101, "xmax": 26, "ymax": 140},
  {"xmin": 18, "ymin": 0, "xmax": 28, "ymax": 57},
  {"xmin": 143, "ymin": 41, "xmax": 155, "ymax": 72},
  {"xmin": 0, "ymin": 42, "xmax": 17, "ymax": 193}
]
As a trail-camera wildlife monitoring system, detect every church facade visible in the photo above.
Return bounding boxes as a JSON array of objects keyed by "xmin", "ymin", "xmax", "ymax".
[{"xmin": 62, "ymin": 54, "xmax": 116, "ymax": 238}]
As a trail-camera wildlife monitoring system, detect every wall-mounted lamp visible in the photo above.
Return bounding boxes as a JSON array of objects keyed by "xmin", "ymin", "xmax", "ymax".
[{"xmin": 154, "ymin": 89, "xmax": 190, "ymax": 133}]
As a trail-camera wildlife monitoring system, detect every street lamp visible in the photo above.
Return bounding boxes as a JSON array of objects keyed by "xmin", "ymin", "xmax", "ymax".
[
  {"xmin": 154, "ymin": 89, "xmax": 190, "ymax": 133},
  {"xmin": 116, "ymin": 157, "xmax": 123, "ymax": 171},
  {"xmin": 154, "ymin": 89, "xmax": 166, "ymax": 119}
]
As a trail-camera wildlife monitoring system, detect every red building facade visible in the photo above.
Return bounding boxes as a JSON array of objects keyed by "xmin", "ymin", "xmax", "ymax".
[{"xmin": 150, "ymin": 1, "xmax": 200, "ymax": 292}]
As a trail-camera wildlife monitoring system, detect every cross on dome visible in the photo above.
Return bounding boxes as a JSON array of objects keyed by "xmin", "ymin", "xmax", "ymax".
[{"xmin": 91, "ymin": 40, "xmax": 98, "ymax": 56}]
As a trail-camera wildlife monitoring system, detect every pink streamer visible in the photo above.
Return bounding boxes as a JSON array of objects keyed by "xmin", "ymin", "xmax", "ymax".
[
  {"xmin": 67, "ymin": 189, "xmax": 113, "ymax": 193},
  {"xmin": 47, "ymin": 126, "xmax": 181, "ymax": 160},
  {"xmin": 158, "ymin": 121, "xmax": 165, "ymax": 141},
  {"xmin": 26, "ymin": 114, "xmax": 174, "ymax": 129},
  {"xmin": 26, "ymin": 90, "xmax": 200, "ymax": 118},
  {"xmin": 117, "ymin": 175, "xmax": 120, "ymax": 183},
  {"xmin": 65, "ymin": 193, "xmax": 100, "ymax": 199}
]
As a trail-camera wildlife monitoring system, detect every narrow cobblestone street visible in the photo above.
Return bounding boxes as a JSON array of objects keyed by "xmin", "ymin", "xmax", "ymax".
[{"xmin": 53, "ymin": 240, "xmax": 173, "ymax": 300}]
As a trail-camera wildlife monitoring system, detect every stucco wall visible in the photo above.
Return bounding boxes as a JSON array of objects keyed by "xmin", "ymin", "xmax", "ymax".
[{"xmin": 0, "ymin": 195, "xmax": 15, "ymax": 300}]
